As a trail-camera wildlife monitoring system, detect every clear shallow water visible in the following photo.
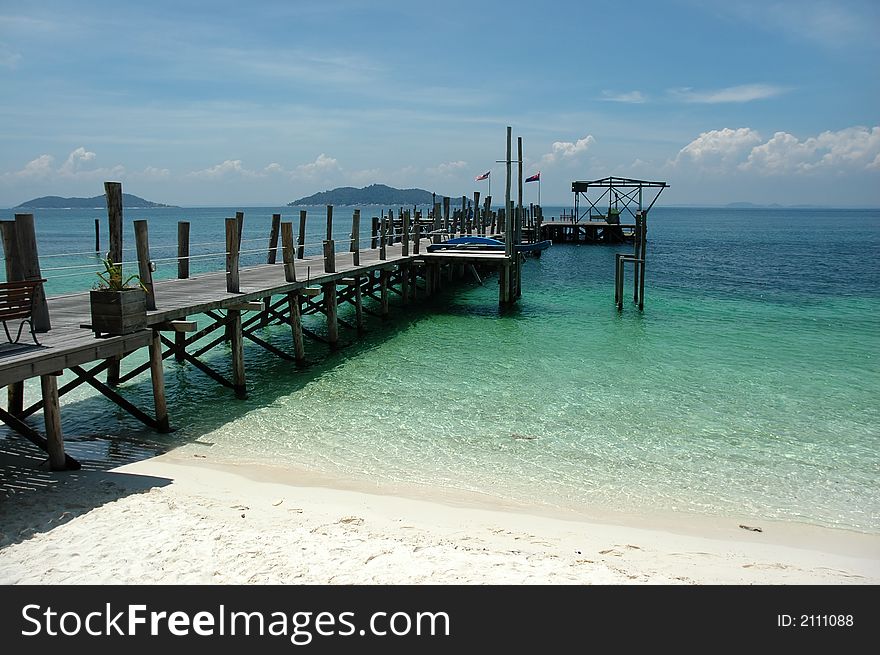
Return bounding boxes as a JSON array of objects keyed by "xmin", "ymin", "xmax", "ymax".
[{"xmin": 3, "ymin": 206, "xmax": 879, "ymax": 532}]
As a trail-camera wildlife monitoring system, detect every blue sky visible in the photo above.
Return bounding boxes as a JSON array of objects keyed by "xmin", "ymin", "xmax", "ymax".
[{"xmin": 1, "ymin": 0, "xmax": 878, "ymax": 207}]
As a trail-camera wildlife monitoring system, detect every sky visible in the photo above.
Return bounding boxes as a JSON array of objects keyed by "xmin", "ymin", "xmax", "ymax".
[{"xmin": 1, "ymin": 0, "xmax": 878, "ymax": 208}]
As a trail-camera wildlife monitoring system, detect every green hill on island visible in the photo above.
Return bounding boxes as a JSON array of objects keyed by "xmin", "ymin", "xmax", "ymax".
[
  {"xmin": 289, "ymin": 184, "xmax": 439, "ymax": 207},
  {"xmin": 14, "ymin": 194, "xmax": 173, "ymax": 209}
]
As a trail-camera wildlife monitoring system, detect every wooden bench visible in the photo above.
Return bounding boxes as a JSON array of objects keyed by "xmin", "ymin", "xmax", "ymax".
[{"xmin": 0, "ymin": 278, "xmax": 46, "ymax": 346}]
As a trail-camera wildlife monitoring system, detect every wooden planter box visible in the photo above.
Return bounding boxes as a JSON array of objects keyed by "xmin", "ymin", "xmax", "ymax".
[{"xmin": 89, "ymin": 288, "xmax": 147, "ymax": 336}]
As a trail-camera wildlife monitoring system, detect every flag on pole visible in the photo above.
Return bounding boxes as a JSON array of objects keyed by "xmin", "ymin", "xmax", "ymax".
[
  {"xmin": 525, "ymin": 172, "xmax": 540, "ymax": 183},
  {"xmin": 475, "ymin": 171, "xmax": 490, "ymax": 181}
]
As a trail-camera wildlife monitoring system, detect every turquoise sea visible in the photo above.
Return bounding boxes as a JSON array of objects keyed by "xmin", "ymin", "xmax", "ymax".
[{"xmin": 2, "ymin": 205, "xmax": 878, "ymax": 533}]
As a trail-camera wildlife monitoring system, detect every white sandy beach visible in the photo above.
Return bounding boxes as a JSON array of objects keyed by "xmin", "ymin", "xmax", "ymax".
[{"xmin": 1, "ymin": 450, "xmax": 878, "ymax": 585}]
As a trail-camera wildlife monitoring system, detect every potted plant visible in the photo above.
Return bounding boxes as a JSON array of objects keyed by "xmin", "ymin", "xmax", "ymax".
[{"xmin": 89, "ymin": 255, "xmax": 148, "ymax": 336}]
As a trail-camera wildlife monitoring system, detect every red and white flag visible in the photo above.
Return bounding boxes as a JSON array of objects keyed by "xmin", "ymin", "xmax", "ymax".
[
  {"xmin": 525, "ymin": 172, "xmax": 540, "ymax": 183},
  {"xmin": 475, "ymin": 171, "xmax": 490, "ymax": 181}
]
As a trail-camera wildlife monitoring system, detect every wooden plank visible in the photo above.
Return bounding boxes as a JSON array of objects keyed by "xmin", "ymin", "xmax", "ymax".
[
  {"xmin": 154, "ymin": 320, "xmax": 197, "ymax": 332},
  {"xmin": 226, "ymin": 301, "xmax": 263, "ymax": 312}
]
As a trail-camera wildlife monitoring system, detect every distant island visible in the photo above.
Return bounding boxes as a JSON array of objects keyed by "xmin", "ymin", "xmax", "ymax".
[
  {"xmin": 14, "ymin": 194, "xmax": 174, "ymax": 209},
  {"xmin": 289, "ymin": 184, "xmax": 439, "ymax": 207}
]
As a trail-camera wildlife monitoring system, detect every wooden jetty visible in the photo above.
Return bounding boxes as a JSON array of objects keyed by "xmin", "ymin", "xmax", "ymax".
[{"xmin": 1, "ymin": 171, "xmax": 534, "ymax": 470}]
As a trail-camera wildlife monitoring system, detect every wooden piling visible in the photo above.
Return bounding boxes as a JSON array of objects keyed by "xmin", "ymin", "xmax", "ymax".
[
  {"xmin": 473, "ymin": 191, "xmax": 481, "ymax": 236},
  {"xmin": 379, "ymin": 219, "xmax": 387, "ymax": 260},
  {"xmin": 133, "ymin": 219, "xmax": 156, "ymax": 311},
  {"xmin": 177, "ymin": 221, "xmax": 190, "ymax": 279},
  {"xmin": 149, "ymin": 330, "xmax": 170, "ymax": 432},
  {"xmin": 94, "ymin": 218, "xmax": 100, "ymax": 252},
  {"xmin": 225, "ymin": 218, "xmax": 240, "ymax": 293},
  {"xmin": 229, "ymin": 309, "xmax": 246, "ymax": 399},
  {"xmin": 7, "ymin": 382, "xmax": 23, "ymax": 418},
  {"xmin": 371, "ymin": 216, "xmax": 379, "ymax": 249},
  {"xmin": 401, "ymin": 211, "xmax": 410, "ymax": 256},
  {"xmin": 235, "ymin": 211, "xmax": 244, "ymax": 246},
  {"xmin": 354, "ymin": 276, "xmax": 364, "ymax": 333},
  {"xmin": 281, "ymin": 222, "xmax": 297, "ymax": 282},
  {"xmin": 105, "ymin": 182, "xmax": 123, "ymax": 270},
  {"xmin": 40, "ymin": 374, "xmax": 66, "ymax": 471},
  {"xmin": 323, "ymin": 239, "xmax": 336, "ymax": 273},
  {"xmin": 13, "ymin": 214, "xmax": 50, "ymax": 331},
  {"xmin": 324, "ymin": 283, "xmax": 339, "ymax": 349},
  {"xmin": 461, "ymin": 196, "xmax": 468, "ymax": 236},
  {"xmin": 267, "ymin": 213, "xmax": 281, "ymax": 264},
  {"xmin": 638, "ymin": 212, "xmax": 647, "ymax": 310},
  {"xmin": 413, "ymin": 220, "xmax": 420, "ymax": 255},
  {"xmin": 443, "ymin": 196, "xmax": 450, "ymax": 237},
  {"xmin": 350, "ymin": 209, "xmax": 360, "ymax": 266},
  {"xmin": 287, "ymin": 291, "xmax": 305, "ymax": 365},
  {"xmin": 380, "ymin": 269, "xmax": 389, "ymax": 317},
  {"xmin": 326, "ymin": 205, "xmax": 333, "ymax": 241},
  {"xmin": 297, "ymin": 210, "xmax": 307, "ymax": 259}
]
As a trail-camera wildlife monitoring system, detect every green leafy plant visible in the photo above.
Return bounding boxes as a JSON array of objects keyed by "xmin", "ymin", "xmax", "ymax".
[{"xmin": 94, "ymin": 254, "xmax": 148, "ymax": 293}]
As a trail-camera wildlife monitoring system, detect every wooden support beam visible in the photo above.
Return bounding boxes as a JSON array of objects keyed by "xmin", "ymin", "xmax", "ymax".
[
  {"xmin": 229, "ymin": 309, "xmax": 246, "ymax": 399},
  {"xmin": 40, "ymin": 374, "xmax": 66, "ymax": 470},
  {"xmin": 324, "ymin": 282, "xmax": 339, "ymax": 349},
  {"xmin": 226, "ymin": 217, "xmax": 240, "ymax": 293},
  {"xmin": 154, "ymin": 320, "xmax": 198, "ymax": 332},
  {"xmin": 133, "ymin": 219, "xmax": 156, "ymax": 310},
  {"xmin": 70, "ymin": 365, "xmax": 163, "ymax": 430},
  {"xmin": 268, "ymin": 213, "xmax": 281, "ymax": 264},
  {"xmin": 7, "ymin": 382, "xmax": 24, "ymax": 418},
  {"xmin": 380, "ymin": 269, "xmax": 389, "ymax": 317},
  {"xmin": 371, "ymin": 215, "xmax": 379, "ymax": 249},
  {"xmin": 14, "ymin": 213, "xmax": 50, "ymax": 331},
  {"xmin": 401, "ymin": 211, "xmax": 410, "ymax": 256},
  {"xmin": 226, "ymin": 301, "xmax": 263, "ymax": 312},
  {"xmin": 379, "ymin": 219, "xmax": 387, "ymax": 260},
  {"xmin": 287, "ymin": 291, "xmax": 306, "ymax": 365},
  {"xmin": 159, "ymin": 334, "xmax": 236, "ymax": 390},
  {"xmin": 0, "ymin": 406, "xmax": 81, "ymax": 470},
  {"xmin": 149, "ymin": 331, "xmax": 171, "ymax": 432},
  {"xmin": 281, "ymin": 222, "xmax": 297, "ymax": 282},
  {"xmin": 350, "ymin": 209, "xmax": 360, "ymax": 266},
  {"xmin": 323, "ymin": 239, "xmax": 336, "ymax": 273},
  {"xmin": 242, "ymin": 329, "xmax": 295, "ymax": 362},
  {"xmin": 354, "ymin": 276, "xmax": 364, "ymax": 333},
  {"xmin": 297, "ymin": 210, "xmax": 307, "ymax": 259},
  {"xmin": 325, "ymin": 204, "xmax": 333, "ymax": 241},
  {"xmin": 177, "ymin": 221, "xmax": 190, "ymax": 279}
]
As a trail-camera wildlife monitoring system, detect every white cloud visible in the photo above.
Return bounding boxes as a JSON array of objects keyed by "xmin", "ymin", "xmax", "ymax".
[
  {"xmin": 13, "ymin": 154, "xmax": 55, "ymax": 178},
  {"xmin": 427, "ymin": 160, "xmax": 467, "ymax": 176},
  {"xmin": 741, "ymin": 126, "xmax": 880, "ymax": 173},
  {"xmin": 600, "ymin": 90, "xmax": 646, "ymax": 104},
  {"xmin": 59, "ymin": 147, "xmax": 96, "ymax": 176},
  {"xmin": 264, "ymin": 163, "xmax": 284, "ymax": 174},
  {"xmin": 669, "ymin": 84, "xmax": 788, "ymax": 103},
  {"xmin": 349, "ymin": 168, "xmax": 382, "ymax": 185},
  {"xmin": 541, "ymin": 136, "xmax": 595, "ymax": 165},
  {"xmin": 189, "ymin": 159, "xmax": 257, "ymax": 179},
  {"xmin": 675, "ymin": 128, "xmax": 762, "ymax": 167},
  {"xmin": 294, "ymin": 153, "xmax": 340, "ymax": 177},
  {"xmin": 136, "ymin": 166, "xmax": 171, "ymax": 179}
]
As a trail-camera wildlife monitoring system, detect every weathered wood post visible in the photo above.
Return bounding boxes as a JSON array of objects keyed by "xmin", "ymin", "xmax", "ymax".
[
  {"xmin": 177, "ymin": 221, "xmax": 190, "ymax": 279},
  {"xmin": 638, "ymin": 212, "xmax": 647, "ymax": 310},
  {"xmin": 1, "ymin": 221, "xmax": 23, "ymax": 416},
  {"xmin": 323, "ymin": 206, "xmax": 335, "ymax": 273},
  {"xmin": 473, "ymin": 191, "xmax": 481, "ymax": 236},
  {"xmin": 104, "ymin": 183, "xmax": 123, "ymax": 387},
  {"xmin": 267, "ymin": 213, "xmax": 281, "ymax": 264},
  {"xmin": 401, "ymin": 210, "xmax": 410, "ymax": 256},
  {"xmin": 443, "ymin": 196, "xmax": 450, "ymax": 238},
  {"xmin": 281, "ymin": 222, "xmax": 305, "ymax": 365},
  {"xmin": 461, "ymin": 196, "xmax": 468, "ymax": 236},
  {"xmin": 371, "ymin": 215, "xmax": 379, "ymax": 249},
  {"xmin": 229, "ymin": 308, "xmax": 246, "ymax": 399},
  {"xmin": 235, "ymin": 210, "xmax": 244, "ymax": 247},
  {"xmin": 380, "ymin": 269, "xmax": 390, "ymax": 317},
  {"xmin": 13, "ymin": 213, "xmax": 50, "ymax": 331},
  {"xmin": 633, "ymin": 212, "xmax": 642, "ymax": 304},
  {"xmin": 413, "ymin": 220, "xmax": 421, "ymax": 255},
  {"xmin": 226, "ymin": 217, "xmax": 240, "ymax": 292},
  {"xmin": 133, "ymin": 219, "xmax": 156, "ymax": 311},
  {"xmin": 297, "ymin": 210, "xmax": 307, "ymax": 259},
  {"xmin": 95, "ymin": 218, "xmax": 100, "ymax": 252},
  {"xmin": 324, "ymin": 283, "xmax": 339, "ymax": 349},
  {"xmin": 379, "ymin": 218, "xmax": 387, "ymax": 260},
  {"xmin": 40, "ymin": 373, "xmax": 66, "ymax": 471},
  {"xmin": 433, "ymin": 202, "xmax": 442, "ymax": 245},
  {"xmin": 350, "ymin": 209, "xmax": 360, "ymax": 266},
  {"xmin": 148, "ymin": 330, "xmax": 171, "ymax": 432}
]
